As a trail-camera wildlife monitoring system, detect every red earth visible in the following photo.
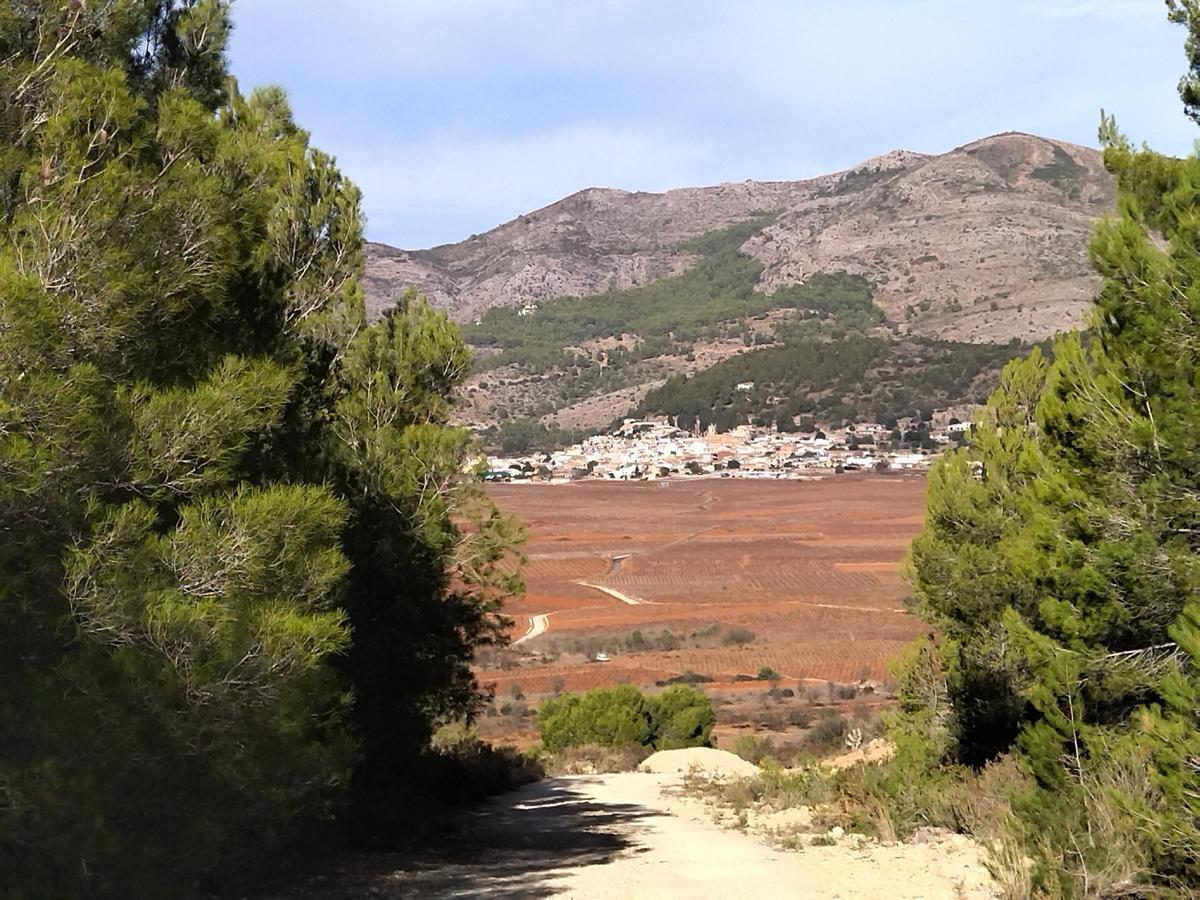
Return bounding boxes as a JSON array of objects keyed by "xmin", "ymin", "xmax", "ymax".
[{"xmin": 479, "ymin": 474, "xmax": 930, "ymax": 698}]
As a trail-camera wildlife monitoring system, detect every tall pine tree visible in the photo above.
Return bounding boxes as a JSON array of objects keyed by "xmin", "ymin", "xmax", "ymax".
[
  {"xmin": 907, "ymin": 4, "xmax": 1200, "ymax": 890},
  {"xmin": 0, "ymin": 3, "xmax": 522, "ymax": 895}
]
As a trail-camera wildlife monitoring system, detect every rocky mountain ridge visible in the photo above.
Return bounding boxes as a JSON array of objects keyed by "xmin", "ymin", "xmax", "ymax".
[{"xmin": 363, "ymin": 132, "xmax": 1114, "ymax": 345}]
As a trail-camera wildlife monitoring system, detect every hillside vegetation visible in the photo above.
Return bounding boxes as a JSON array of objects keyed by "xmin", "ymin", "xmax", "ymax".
[
  {"xmin": 464, "ymin": 214, "xmax": 776, "ymax": 369},
  {"xmin": 639, "ymin": 331, "xmax": 1030, "ymax": 430},
  {"xmin": 365, "ymin": 132, "xmax": 1113, "ymax": 348},
  {"xmin": 463, "ymin": 219, "xmax": 1034, "ymax": 436}
]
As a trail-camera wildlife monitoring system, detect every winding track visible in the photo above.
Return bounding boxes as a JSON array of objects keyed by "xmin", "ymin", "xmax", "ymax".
[{"xmin": 511, "ymin": 613, "xmax": 550, "ymax": 647}]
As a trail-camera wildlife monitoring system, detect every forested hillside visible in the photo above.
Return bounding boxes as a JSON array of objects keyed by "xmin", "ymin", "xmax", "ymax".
[
  {"xmin": 364, "ymin": 133, "xmax": 1113, "ymax": 347},
  {"xmin": 0, "ymin": 4, "xmax": 524, "ymax": 896},
  {"xmin": 363, "ymin": 124, "xmax": 1114, "ymax": 443},
  {"xmin": 459, "ymin": 217, "xmax": 1035, "ymax": 440},
  {"xmin": 639, "ymin": 333, "xmax": 1029, "ymax": 432}
]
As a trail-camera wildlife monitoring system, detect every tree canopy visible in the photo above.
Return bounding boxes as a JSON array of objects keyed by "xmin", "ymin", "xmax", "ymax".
[
  {"xmin": 538, "ymin": 684, "xmax": 715, "ymax": 752},
  {"xmin": 0, "ymin": 3, "xmax": 522, "ymax": 895},
  {"xmin": 903, "ymin": 8, "xmax": 1200, "ymax": 889}
]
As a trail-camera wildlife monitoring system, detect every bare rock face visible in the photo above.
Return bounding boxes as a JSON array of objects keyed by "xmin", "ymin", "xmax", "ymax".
[
  {"xmin": 364, "ymin": 132, "xmax": 1114, "ymax": 343},
  {"xmin": 746, "ymin": 133, "xmax": 1111, "ymax": 343}
]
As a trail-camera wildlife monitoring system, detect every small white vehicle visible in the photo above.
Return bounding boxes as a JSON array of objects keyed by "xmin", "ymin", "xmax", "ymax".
[{"xmin": 594, "ymin": 652, "xmax": 610, "ymax": 663}]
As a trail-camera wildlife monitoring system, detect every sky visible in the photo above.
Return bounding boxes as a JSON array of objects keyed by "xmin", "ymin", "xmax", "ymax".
[{"xmin": 228, "ymin": 1, "xmax": 1198, "ymax": 249}]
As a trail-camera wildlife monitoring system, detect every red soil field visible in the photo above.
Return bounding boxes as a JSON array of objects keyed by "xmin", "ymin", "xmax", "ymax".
[{"xmin": 479, "ymin": 474, "xmax": 930, "ymax": 698}]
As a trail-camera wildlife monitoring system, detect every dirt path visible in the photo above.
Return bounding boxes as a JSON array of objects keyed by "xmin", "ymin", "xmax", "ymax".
[
  {"xmin": 518, "ymin": 526, "xmax": 719, "ymax": 646},
  {"xmin": 639, "ymin": 525, "xmax": 719, "ymax": 558},
  {"xmin": 512, "ymin": 613, "xmax": 551, "ymax": 647},
  {"xmin": 275, "ymin": 773, "xmax": 998, "ymax": 899},
  {"xmin": 575, "ymin": 581, "xmax": 645, "ymax": 605}
]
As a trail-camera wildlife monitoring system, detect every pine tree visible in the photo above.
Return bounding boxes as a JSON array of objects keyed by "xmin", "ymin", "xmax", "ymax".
[
  {"xmin": 0, "ymin": 4, "xmax": 522, "ymax": 894},
  {"xmin": 906, "ymin": 6, "xmax": 1200, "ymax": 889}
]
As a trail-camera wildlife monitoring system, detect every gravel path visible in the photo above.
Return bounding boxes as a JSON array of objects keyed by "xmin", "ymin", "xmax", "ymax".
[
  {"xmin": 574, "ymin": 581, "xmax": 645, "ymax": 605},
  {"xmin": 512, "ymin": 613, "xmax": 551, "ymax": 646},
  {"xmin": 273, "ymin": 773, "xmax": 997, "ymax": 899}
]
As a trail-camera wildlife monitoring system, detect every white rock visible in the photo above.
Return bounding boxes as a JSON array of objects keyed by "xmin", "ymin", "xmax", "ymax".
[{"xmin": 638, "ymin": 747, "xmax": 759, "ymax": 780}]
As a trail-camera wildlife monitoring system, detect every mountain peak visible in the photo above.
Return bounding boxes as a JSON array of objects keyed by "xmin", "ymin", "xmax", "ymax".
[{"xmin": 363, "ymin": 131, "xmax": 1113, "ymax": 345}]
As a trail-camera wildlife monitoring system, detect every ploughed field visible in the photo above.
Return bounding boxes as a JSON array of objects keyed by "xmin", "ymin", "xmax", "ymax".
[{"xmin": 480, "ymin": 476, "xmax": 928, "ymax": 702}]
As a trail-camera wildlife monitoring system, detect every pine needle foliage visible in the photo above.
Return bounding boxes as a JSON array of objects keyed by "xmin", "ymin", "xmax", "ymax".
[
  {"xmin": 0, "ymin": 4, "xmax": 523, "ymax": 895},
  {"xmin": 901, "ymin": 6, "xmax": 1200, "ymax": 892}
]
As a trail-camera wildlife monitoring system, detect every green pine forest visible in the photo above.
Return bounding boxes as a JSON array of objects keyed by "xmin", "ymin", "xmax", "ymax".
[
  {"xmin": 465, "ymin": 217, "xmax": 1036, "ymax": 441},
  {"xmin": 0, "ymin": 3, "xmax": 526, "ymax": 896},
  {"xmin": 860, "ymin": 6, "xmax": 1200, "ymax": 892}
]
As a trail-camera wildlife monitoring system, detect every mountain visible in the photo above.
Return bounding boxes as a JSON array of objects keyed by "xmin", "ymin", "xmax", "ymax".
[
  {"xmin": 361, "ymin": 133, "xmax": 1115, "ymax": 438},
  {"xmin": 364, "ymin": 132, "xmax": 1112, "ymax": 341}
]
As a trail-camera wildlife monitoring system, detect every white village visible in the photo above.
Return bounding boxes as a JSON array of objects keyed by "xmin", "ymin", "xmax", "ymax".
[{"xmin": 486, "ymin": 415, "xmax": 975, "ymax": 482}]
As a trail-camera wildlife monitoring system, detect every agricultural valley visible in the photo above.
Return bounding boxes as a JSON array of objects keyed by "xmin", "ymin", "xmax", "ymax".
[
  {"xmin": 367, "ymin": 128, "xmax": 1124, "ymax": 793},
  {"xmin": 477, "ymin": 477, "xmax": 926, "ymax": 758}
]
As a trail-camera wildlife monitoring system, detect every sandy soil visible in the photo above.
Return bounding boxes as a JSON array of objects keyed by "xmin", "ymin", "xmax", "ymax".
[{"xmin": 272, "ymin": 772, "xmax": 997, "ymax": 899}]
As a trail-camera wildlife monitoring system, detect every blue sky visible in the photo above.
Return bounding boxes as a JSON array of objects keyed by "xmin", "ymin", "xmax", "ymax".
[{"xmin": 228, "ymin": 1, "xmax": 1197, "ymax": 249}]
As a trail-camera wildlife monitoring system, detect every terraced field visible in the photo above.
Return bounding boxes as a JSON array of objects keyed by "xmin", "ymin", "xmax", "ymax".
[{"xmin": 482, "ymin": 476, "xmax": 928, "ymax": 697}]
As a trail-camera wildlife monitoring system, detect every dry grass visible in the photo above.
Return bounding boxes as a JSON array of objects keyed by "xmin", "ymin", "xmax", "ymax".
[{"xmin": 538, "ymin": 743, "xmax": 653, "ymax": 776}]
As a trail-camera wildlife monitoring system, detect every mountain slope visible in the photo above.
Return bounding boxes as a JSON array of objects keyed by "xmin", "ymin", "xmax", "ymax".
[{"xmin": 364, "ymin": 132, "xmax": 1113, "ymax": 345}]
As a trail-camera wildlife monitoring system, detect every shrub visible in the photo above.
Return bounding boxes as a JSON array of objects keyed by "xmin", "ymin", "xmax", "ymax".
[
  {"xmin": 424, "ymin": 727, "xmax": 544, "ymax": 807},
  {"xmin": 538, "ymin": 684, "xmax": 653, "ymax": 751},
  {"xmin": 786, "ymin": 707, "xmax": 814, "ymax": 729},
  {"xmin": 650, "ymin": 685, "xmax": 717, "ymax": 750},
  {"xmin": 733, "ymin": 734, "xmax": 775, "ymax": 765},
  {"xmin": 803, "ymin": 712, "xmax": 851, "ymax": 756},
  {"xmin": 722, "ymin": 627, "xmax": 756, "ymax": 646},
  {"xmin": 659, "ymin": 671, "xmax": 713, "ymax": 686},
  {"xmin": 538, "ymin": 684, "xmax": 715, "ymax": 751}
]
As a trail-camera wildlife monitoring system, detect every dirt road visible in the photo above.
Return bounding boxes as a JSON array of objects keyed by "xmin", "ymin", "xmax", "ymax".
[
  {"xmin": 575, "ymin": 581, "xmax": 645, "ymax": 606},
  {"xmin": 275, "ymin": 773, "xmax": 997, "ymax": 898},
  {"xmin": 512, "ymin": 613, "xmax": 551, "ymax": 646}
]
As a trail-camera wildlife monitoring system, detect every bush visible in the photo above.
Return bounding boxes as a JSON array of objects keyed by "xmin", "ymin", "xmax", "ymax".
[
  {"xmin": 722, "ymin": 627, "xmax": 756, "ymax": 646},
  {"xmin": 786, "ymin": 707, "xmax": 814, "ymax": 729},
  {"xmin": 651, "ymin": 685, "xmax": 718, "ymax": 750},
  {"xmin": 538, "ymin": 684, "xmax": 715, "ymax": 751},
  {"xmin": 658, "ymin": 671, "xmax": 713, "ymax": 686},
  {"xmin": 733, "ymin": 735, "xmax": 775, "ymax": 765},
  {"xmin": 538, "ymin": 685, "xmax": 654, "ymax": 751},
  {"xmin": 424, "ymin": 725, "xmax": 544, "ymax": 808},
  {"xmin": 803, "ymin": 712, "xmax": 851, "ymax": 756},
  {"xmin": 694, "ymin": 759, "xmax": 833, "ymax": 816}
]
